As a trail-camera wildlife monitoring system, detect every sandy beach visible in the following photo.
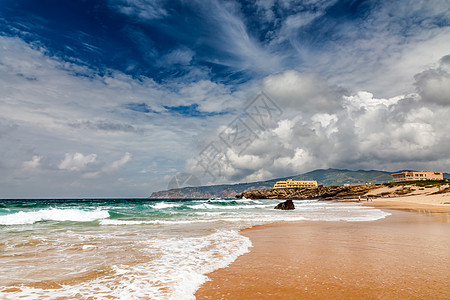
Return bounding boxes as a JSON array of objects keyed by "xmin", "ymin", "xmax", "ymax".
[
  {"xmin": 196, "ymin": 192, "xmax": 450, "ymax": 299},
  {"xmin": 361, "ymin": 185, "xmax": 450, "ymax": 217}
]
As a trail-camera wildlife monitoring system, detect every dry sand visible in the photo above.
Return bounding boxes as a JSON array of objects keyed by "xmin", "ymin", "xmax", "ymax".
[
  {"xmin": 361, "ymin": 185, "xmax": 450, "ymax": 215},
  {"xmin": 196, "ymin": 191, "xmax": 450, "ymax": 299}
]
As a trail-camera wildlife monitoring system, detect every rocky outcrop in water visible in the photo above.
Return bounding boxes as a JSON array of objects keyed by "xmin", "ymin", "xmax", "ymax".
[{"xmin": 274, "ymin": 200, "xmax": 295, "ymax": 210}]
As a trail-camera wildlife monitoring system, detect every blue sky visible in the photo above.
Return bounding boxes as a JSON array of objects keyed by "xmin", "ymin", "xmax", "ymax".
[{"xmin": 1, "ymin": 0, "xmax": 450, "ymax": 197}]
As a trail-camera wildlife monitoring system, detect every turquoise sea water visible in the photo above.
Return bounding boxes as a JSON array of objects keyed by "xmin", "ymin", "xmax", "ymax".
[{"xmin": 0, "ymin": 198, "xmax": 390, "ymax": 299}]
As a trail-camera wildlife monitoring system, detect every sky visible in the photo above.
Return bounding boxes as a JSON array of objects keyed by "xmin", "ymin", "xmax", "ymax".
[{"xmin": 1, "ymin": 0, "xmax": 450, "ymax": 198}]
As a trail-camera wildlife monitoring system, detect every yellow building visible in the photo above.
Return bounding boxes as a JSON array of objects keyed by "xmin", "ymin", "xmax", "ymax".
[
  {"xmin": 274, "ymin": 179, "xmax": 318, "ymax": 189},
  {"xmin": 391, "ymin": 171, "xmax": 443, "ymax": 182}
]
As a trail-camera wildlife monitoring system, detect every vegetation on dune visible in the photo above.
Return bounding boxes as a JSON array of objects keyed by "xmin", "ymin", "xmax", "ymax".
[
  {"xmin": 384, "ymin": 180, "xmax": 449, "ymax": 188},
  {"xmin": 432, "ymin": 186, "xmax": 450, "ymax": 195}
]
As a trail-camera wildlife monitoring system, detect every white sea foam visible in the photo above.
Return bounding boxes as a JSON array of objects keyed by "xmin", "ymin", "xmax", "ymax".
[
  {"xmin": 82, "ymin": 244, "xmax": 96, "ymax": 251},
  {"xmin": 223, "ymin": 204, "xmax": 274, "ymax": 209},
  {"xmin": 151, "ymin": 202, "xmax": 180, "ymax": 209},
  {"xmin": 0, "ymin": 208, "xmax": 109, "ymax": 225},
  {"xmin": 145, "ymin": 230, "xmax": 252, "ymax": 300},
  {"xmin": 187, "ymin": 203, "xmax": 273, "ymax": 210},
  {"xmin": 187, "ymin": 203, "xmax": 213, "ymax": 209},
  {"xmin": 193, "ymin": 211, "xmax": 228, "ymax": 216},
  {"xmin": 99, "ymin": 218, "xmax": 218, "ymax": 226},
  {"xmin": 1, "ymin": 230, "xmax": 252, "ymax": 300}
]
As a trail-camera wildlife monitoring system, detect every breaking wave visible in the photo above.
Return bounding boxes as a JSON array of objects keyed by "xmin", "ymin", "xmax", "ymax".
[{"xmin": 0, "ymin": 208, "xmax": 109, "ymax": 225}]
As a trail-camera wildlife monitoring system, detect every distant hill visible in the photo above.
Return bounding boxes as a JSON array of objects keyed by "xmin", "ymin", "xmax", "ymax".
[
  {"xmin": 150, "ymin": 168, "xmax": 394, "ymax": 199},
  {"xmin": 291, "ymin": 169, "xmax": 393, "ymax": 186}
]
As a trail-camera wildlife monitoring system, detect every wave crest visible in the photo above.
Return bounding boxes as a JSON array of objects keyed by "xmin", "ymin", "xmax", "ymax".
[{"xmin": 0, "ymin": 208, "xmax": 109, "ymax": 225}]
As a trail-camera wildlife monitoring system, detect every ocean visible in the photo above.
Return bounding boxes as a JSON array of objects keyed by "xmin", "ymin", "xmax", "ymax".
[{"xmin": 0, "ymin": 198, "xmax": 390, "ymax": 299}]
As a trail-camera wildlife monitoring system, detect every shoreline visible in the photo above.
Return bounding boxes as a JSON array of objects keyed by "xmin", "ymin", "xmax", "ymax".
[
  {"xmin": 362, "ymin": 200, "xmax": 450, "ymax": 222},
  {"xmin": 196, "ymin": 196, "xmax": 450, "ymax": 299}
]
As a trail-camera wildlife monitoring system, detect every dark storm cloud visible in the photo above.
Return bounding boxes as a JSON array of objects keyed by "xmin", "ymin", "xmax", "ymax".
[{"xmin": 414, "ymin": 55, "xmax": 450, "ymax": 106}]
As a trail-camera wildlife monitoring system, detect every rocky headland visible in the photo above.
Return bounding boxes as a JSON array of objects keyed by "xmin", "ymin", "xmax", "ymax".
[{"xmin": 236, "ymin": 184, "xmax": 380, "ymax": 200}]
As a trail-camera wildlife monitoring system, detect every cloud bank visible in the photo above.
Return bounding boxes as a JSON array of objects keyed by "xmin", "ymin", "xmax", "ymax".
[{"xmin": 186, "ymin": 66, "xmax": 450, "ymax": 184}]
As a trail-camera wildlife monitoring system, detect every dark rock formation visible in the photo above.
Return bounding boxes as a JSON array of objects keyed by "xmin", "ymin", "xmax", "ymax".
[
  {"xmin": 274, "ymin": 200, "xmax": 295, "ymax": 210},
  {"xmin": 236, "ymin": 184, "xmax": 381, "ymax": 200}
]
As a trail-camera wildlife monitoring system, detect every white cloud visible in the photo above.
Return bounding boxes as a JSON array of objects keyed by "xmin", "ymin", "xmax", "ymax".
[
  {"xmin": 58, "ymin": 153, "xmax": 97, "ymax": 171},
  {"xmin": 311, "ymin": 113, "xmax": 337, "ymax": 128},
  {"xmin": 160, "ymin": 48, "xmax": 195, "ymax": 66},
  {"xmin": 343, "ymin": 91, "xmax": 416, "ymax": 113},
  {"xmin": 110, "ymin": 0, "xmax": 168, "ymax": 20},
  {"xmin": 23, "ymin": 155, "xmax": 42, "ymax": 169},
  {"xmin": 263, "ymin": 70, "xmax": 344, "ymax": 113},
  {"xmin": 194, "ymin": 0, "xmax": 283, "ymax": 74},
  {"xmin": 109, "ymin": 152, "xmax": 132, "ymax": 170},
  {"xmin": 140, "ymin": 161, "xmax": 157, "ymax": 174},
  {"xmin": 175, "ymin": 80, "xmax": 243, "ymax": 113},
  {"xmin": 272, "ymin": 119, "xmax": 296, "ymax": 141},
  {"xmin": 83, "ymin": 152, "xmax": 132, "ymax": 178}
]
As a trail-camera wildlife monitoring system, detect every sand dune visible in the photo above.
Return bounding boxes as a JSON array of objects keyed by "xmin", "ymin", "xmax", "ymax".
[{"xmin": 362, "ymin": 184, "xmax": 450, "ymax": 213}]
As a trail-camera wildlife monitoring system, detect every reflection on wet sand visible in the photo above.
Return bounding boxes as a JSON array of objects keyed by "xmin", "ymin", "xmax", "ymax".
[{"xmin": 197, "ymin": 209, "xmax": 450, "ymax": 299}]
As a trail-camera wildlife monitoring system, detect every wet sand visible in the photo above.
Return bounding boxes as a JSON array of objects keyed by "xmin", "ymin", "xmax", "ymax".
[{"xmin": 196, "ymin": 209, "xmax": 450, "ymax": 299}]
